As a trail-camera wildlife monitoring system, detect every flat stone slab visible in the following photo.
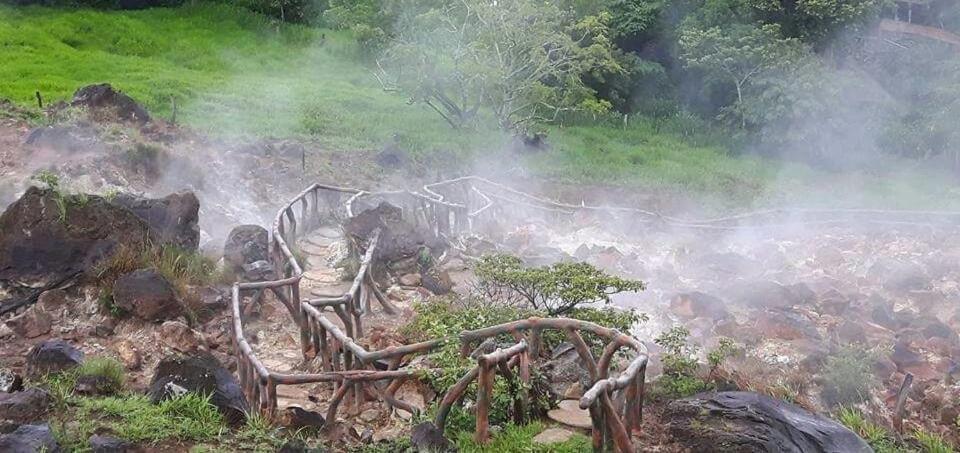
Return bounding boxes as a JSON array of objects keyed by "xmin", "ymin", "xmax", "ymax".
[
  {"xmin": 547, "ymin": 399, "xmax": 592, "ymax": 430},
  {"xmin": 533, "ymin": 427, "xmax": 577, "ymax": 444}
]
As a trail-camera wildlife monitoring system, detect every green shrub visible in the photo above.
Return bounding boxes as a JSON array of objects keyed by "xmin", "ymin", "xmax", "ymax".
[
  {"xmin": 474, "ymin": 254, "xmax": 645, "ymax": 315},
  {"xmin": 820, "ymin": 345, "xmax": 879, "ymax": 407},
  {"xmin": 653, "ymin": 326, "xmax": 709, "ymax": 398},
  {"xmin": 836, "ymin": 407, "xmax": 909, "ymax": 453},
  {"xmin": 76, "ymin": 357, "xmax": 126, "ymax": 394}
]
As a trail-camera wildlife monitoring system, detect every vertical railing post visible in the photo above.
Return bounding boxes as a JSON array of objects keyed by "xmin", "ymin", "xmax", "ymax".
[{"xmin": 475, "ymin": 358, "xmax": 494, "ymax": 444}]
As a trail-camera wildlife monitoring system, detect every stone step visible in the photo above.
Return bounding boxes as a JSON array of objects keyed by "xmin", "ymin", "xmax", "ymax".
[{"xmin": 547, "ymin": 400, "xmax": 592, "ymax": 430}]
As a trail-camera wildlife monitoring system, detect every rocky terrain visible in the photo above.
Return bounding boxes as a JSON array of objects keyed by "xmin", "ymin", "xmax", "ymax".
[{"xmin": 0, "ymin": 86, "xmax": 958, "ymax": 452}]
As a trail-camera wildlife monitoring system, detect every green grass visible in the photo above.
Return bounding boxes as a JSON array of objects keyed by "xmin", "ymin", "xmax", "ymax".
[
  {"xmin": 836, "ymin": 407, "xmax": 957, "ymax": 453},
  {"xmin": 455, "ymin": 422, "xmax": 591, "ymax": 453},
  {"xmin": 76, "ymin": 357, "xmax": 126, "ymax": 394},
  {"xmin": 1, "ymin": 2, "xmax": 959, "ymax": 207},
  {"xmin": 76, "ymin": 393, "xmax": 224, "ymax": 443}
]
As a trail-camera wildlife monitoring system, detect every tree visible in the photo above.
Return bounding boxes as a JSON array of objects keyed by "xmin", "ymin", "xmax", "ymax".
[
  {"xmin": 679, "ymin": 22, "xmax": 808, "ymax": 129},
  {"xmin": 473, "ymin": 254, "xmax": 645, "ymax": 316},
  {"xmin": 376, "ymin": 0, "xmax": 622, "ymax": 131}
]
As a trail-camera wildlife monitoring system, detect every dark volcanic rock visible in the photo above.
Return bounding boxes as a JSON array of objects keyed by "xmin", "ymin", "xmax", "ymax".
[
  {"xmin": 71, "ymin": 83, "xmax": 150, "ymax": 124},
  {"xmin": 223, "ymin": 225, "xmax": 269, "ymax": 276},
  {"xmin": 345, "ymin": 202, "xmax": 445, "ymax": 263},
  {"xmin": 112, "ymin": 191, "xmax": 200, "ymax": 251},
  {"xmin": 0, "ymin": 423, "xmax": 60, "ymax": 453},
  {"xmin": 282, "ymin": 406, "xmax": 325, "ymax": 430},
  {"xmin": 26, "ymin": 339, "xmax": 84, "ymax": 377},
  {"xmin": 24, "ymin": 125, "xmax": 103, "ymax": 153},
  {"xmin": 410, "ymin": 422, "xmax": 454, "ymax": 452},
  {"xmin": 277, "ymin": 439, "xmax": 328, "ymax": 453},
  {"xmin": 0, "ymin": 388, "xmax": 52, "ymax": 422},
  {"xmin": 112, "ymin": 269, "xmax": 180, "ymax": 321},
  {"xmin": 421, "ymin": 269, "xmax": 453, "ymax": 295},
  {"xmin": 148, "ymin": 353, "xmax": 248, "ymax": 423},
  {"xmin": 869, "ymin": 259, "xmax": 929, "ymax": 292},
  {"xmin": 74, "ymin": 375, "xmax": 118, "ymax": 396},
  {"xmin": 89, "ymin": 434, "xmax": 131, "ymax": 453},
  {"xmin": 0, "ymin": 187, "xmax": 153, "ymax": 290},
  {"xmin": 664, "ymin": 391, "xmax": 871, "ymax": 453}
]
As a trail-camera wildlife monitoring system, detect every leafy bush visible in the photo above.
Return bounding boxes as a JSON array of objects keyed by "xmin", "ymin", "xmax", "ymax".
[
  {"xmin": 820, "ymin": 345, "xmax": 879, "ymax": 407},
  {"xmin": 653, "ymin": 326, "xmax": 709, "ymax": 398},
  {"xmin": 474, "ymin": 254, "xmax": 645, "ymax": 315}
]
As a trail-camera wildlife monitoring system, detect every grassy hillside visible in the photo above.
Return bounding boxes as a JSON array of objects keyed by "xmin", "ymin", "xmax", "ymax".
[{"xmin": 1, "ymin": 2, "xmax": 958, "ymax": 208}]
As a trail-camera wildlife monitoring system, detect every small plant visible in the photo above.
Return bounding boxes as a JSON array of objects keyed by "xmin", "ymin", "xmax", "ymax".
[
  {"xmin": 914, "ymin": 429, "xmax": 955, "ymax": 453},
  {"xmin": 707, "ymin": 337, "xmax": 738, "ymax": 370},
  {"xmin": 654, "ymin": 326, "xmax": 709, "ymax": 398},
  {"xmin": 836, "ymin": 407, "xmax": 908, "ymax": 453},
  {"xmin": 821, "ymin": 345, "xmax": 880, "ymax": 407},
  {"xmin": 474, "ymin": 253, "xmax": 645, "ymax": 315},
  {"xmin": 76, "ymin": 357, "xmax": 126, "ymax": 394},
  {"xmin": 31, "ymin": 170, "xmax": 92, "ymax": 223},
  {"xmin": 454, "ymin": 422, "xmax": 591, "ymax": 453}
]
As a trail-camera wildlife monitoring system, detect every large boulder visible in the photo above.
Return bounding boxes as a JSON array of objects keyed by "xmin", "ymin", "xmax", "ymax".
[
  {"xmin": 0, "ymin": 187, "xmax": 153, "ymax": 290},
  {"xmin": 0, "ymin": 423, "xmax": 60, "ymax": 453},
  {"xmin": 345, "ymin": 202, "xmax": 445, "ymax": 264},
  {"xmin": 112, "ymin": 269, "xmax": 181, "ymax": 321},
  {"xmin": 112, "ymin": 191, "xmax": 200, "ymax": 251},
  {"xmin": 0, "ymin": 388, "xmax": 52, "ymax": 422},
  {"xmin": 148, "ymin": 353, "xmax": 248, "ymax": 424},
  {"xmin": 222, "ymin": 225, "xmax": 269, "ymax": 276},
  {"xmin": 25, "ymin": 338, "xmax": 84, "ymax": 377},
  {"xmin": 664, "ymin": 391, "xmax": 871, "ymax": 453},
  {"xmin": 71, "ymin": 83, "xmax": 150, "ymax": 124}
]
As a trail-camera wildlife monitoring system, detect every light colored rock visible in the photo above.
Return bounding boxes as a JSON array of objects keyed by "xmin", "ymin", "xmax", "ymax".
[
  {"xmin": 160, "ymin": 321, "xmax": 205, "ymax": 353},
  {"xmin": 114, "ymin": 339, "xmax": 141, "ymax": 370},
  {"xmin": 399, "ymin": 273, "xmax": 422, "ymax": 287},
  {"xmin": 533, "ymin": 427, "xmax": 576, "ymax": 444},
  {"xmin": 5, "ymin": 306, "xmax": 52, "ymax": 339},
  {"xmin": 547, "ymin": 400, "xmax": 592, "ymax": 430}
]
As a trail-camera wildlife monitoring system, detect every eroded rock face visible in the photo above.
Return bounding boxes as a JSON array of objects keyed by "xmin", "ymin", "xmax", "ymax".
[
  {"xmin": 112, "ymin": 269, "xmax": 180, "ymax": 321},
  {"xmin": 0, "ymin": 423, "xmax": 61, "ymax": 453},
  {"xmin": 112, "ymin": 191, "xmax": 200, "ymax": 251},
  {"xmin": 0, "ymin": 187, "xmax": 153, "ymax": 290},
  {"xmin": 25, "ymin": 339, "xmax": 83, "ymax": 377},
  {"xmin": 664, "ymin": 391, "xmax": 871, "ymax": 453},
  {"xmin": 148, "ymin": 353, "xmax": 248, "ymax": 424}
]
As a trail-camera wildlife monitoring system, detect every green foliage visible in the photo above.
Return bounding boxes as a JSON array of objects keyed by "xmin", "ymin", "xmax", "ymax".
[
  {"xmin": 455, "ymin": 422, "xmax": 591, "ymax": 453},
  {"xmin": 836, "ymin": 407, "xmax": 958, "ymax": 453},
  {"xmin": 76, "ymin": 357, "xmax": 126, "ymax": 394},
  {"xmin": 31, "ymin": 170, "xmax": 90, "ymax": 223},
  {"xmin": 820, "ymin": 344, "xmax": 879, "ymax": 407},
  {"xmin": 653, "ymin": 326, "xmax": 709, "ymax": 398},
  {"xmin": 914, "ymin": 429, "xmax": 955, "ymax": 453},
  {"xmin": 75, "ymin": 393, "xmax": 224, "ymax": 443},
  {"xmin": 707, "ymin": 337, "xmax": 738, "ymax": 369},
  {"xmin": 837, "ymin": 407, "xmax": 906, "ymax": 453},
  {"xmin": 541, "ymin": 306, "xmax": 647, "ymax": 357},
  {"xmin": 379, "ymin": 0, "xmax": 623, "ymax": 131},
  {"xmin": 474, "ymin": 254, "xmax": 645, "ymax": 316}
]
